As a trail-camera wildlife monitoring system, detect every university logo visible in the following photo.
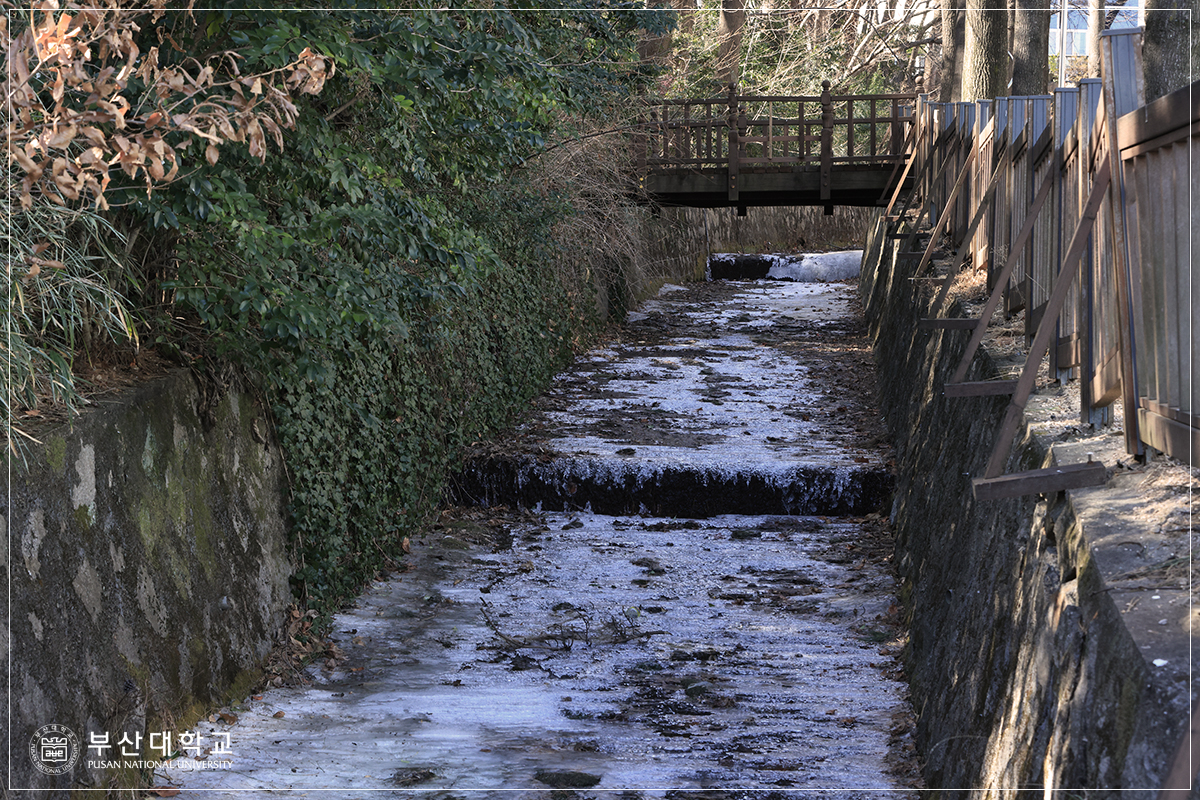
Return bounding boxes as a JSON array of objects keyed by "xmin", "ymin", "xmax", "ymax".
[{"xmin": 29, "ymin": 724, "xmax": 81, "ymax": 776}]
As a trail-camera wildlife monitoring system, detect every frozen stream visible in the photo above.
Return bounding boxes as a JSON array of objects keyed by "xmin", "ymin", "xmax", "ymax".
[{"xmin": 161, "ymin": 256, "xmax": 920, "ymax": 797}]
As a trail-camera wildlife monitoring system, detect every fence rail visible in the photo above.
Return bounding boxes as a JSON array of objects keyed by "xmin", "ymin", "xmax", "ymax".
[{"xmin": 905, "ymin": 27, "xmax": 1197, "ymax": 470}]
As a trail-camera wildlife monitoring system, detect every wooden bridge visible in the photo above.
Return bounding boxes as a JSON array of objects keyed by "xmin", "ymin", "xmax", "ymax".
[{"xmin": 634, "ymin": 81, "xmax": 916, "ymax": 214}]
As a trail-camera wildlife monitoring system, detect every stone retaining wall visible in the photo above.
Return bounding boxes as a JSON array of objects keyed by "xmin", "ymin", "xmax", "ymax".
[
  {"xmin": 859, "ymin": 214, "xmax": 1190, "ymax": 798},
  {"xmin": 4, "ymin": 371, "xmax": 293, "ymax": 795}
]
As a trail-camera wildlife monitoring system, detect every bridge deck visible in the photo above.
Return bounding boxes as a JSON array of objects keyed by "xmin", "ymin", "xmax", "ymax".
[{"xmin": 640, "ymin": 163, "xmax": 907, "ymax": 208}]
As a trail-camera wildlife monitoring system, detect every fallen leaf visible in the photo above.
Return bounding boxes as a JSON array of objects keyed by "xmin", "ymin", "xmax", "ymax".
[
  {"xmin": 150, "ymin": 789, "xmax": 181, "ymax": 797},
  {"xmin": 273, "ymin": 711, "xmax": 285, "ymax": 719},
  {"xmin": 218, "ymin": 712, "xmax": 238, "ymax": 725}
]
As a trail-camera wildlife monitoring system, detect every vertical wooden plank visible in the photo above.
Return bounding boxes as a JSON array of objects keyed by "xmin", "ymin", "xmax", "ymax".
[
  {"xmin": 820, "ymin": 81, "xmax": 833, "ymax": 205},
  {"xmin": 1167, "ymin": 140, "xmax": 1187, "ymax": 412},
  {"xmin": 1136, "ymin": 150, "xmax": 1168, "ymax": 408},
  {"xmin": 1053, "ymin": 87, "xmax": 1079, "ymax": 381},
  {"xmin": 1100, "ymin": 29, "xmax": 1145, "ymax": 455},
  {"xmin": 1080, "ymin": 78, "xmax": 1103, "ymax": 133},
  {"xmin": 660, "ymin": 101, "xmax": 669, "ymax": 161},
  {"xmin": 973, "ymin": 100, "xmax": 993, "ymax": 277},
  {"xmin": 1079, "ymin": 106, "xmax": 1109, "ymax": 427},
  {"xmin": 705, "ymin": 101, "xmax": 712, "ymax": 163},
  {"xmin": 870, "ymin": 98, "xmax": 878, "ymax": 156},
  {"xmin": 1030, "ymin": 96, "xmax": 1050, "ymax": 140},
  {"xmin": 1191, "ymin": 134, "xmax": 1200, "ymax": 420},
  {"xmin": 847, "ymin": 95, "xmax": 855, "ymax": 158},
  {"xmin": 727, "ymin": 84, "xmax": 739, "ymax": 202},
  {"xmin": 890, "ymin": 98, "xmax": 900, "ymax": 156},
  {"xmin": 1101, "ymin": 29, "xmax": 1146, "ymax": 117},
  {"xmin": 1010, "ymin": 97, "xmax": 1027, "ymax": 145},
  {"xmin": 767, "ymin": 100, "xmax": 774, "ymax": 161}
]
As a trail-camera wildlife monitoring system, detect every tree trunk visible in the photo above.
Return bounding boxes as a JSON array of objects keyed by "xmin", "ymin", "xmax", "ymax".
[
  {"xmin": 672, "ymin": 0, "xmax": 694, "ymax": 36},
  {"xmin": 716, "ymin": 0, "xmax": 746, "ymax": 88},
  {"xmin": 637, "ymin": 0, "xmax": 672, "ymax": 65},
  {"xmin": 963, "ymin": 0, "xmax": 1009, "ymax": 100},
  {"xmin": 938, "ymin": 0, "xmax": 964, "ymax": 101},
  {"xmin": 1010, "ymin": 1, "xmax": 1051, "ymax": 94},
  {"xmin": 1086, "ymin": 0, "xmax": 1103, "ymax": 77},
  {"xmin": 1143, "ymin": 0, "xmax": 1199, "ymax": 100}
]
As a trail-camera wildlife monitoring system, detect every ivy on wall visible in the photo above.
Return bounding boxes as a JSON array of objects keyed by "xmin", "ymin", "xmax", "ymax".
[
  {"xmin": 144, "ymin": 5, "xmax": 667, "ymax": 610},
  {"xmin": 5, "ymin": 2, "xmax": 674, "ymax": 610},
  {"xmin": 270, "ymin": 236, "xmax": 581, "ymax": 608}
]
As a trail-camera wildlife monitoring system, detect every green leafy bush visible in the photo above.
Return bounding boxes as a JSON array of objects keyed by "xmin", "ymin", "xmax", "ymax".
[
  {"xmin": 137, "ymin": 6, "xmax": 667, "ymax": 609},
  {"xmin": 5, "ymin": 3, "xmax": 679, "ymax": 609}
]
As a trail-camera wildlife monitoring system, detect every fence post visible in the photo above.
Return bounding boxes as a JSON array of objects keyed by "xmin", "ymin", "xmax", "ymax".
[
  {"xmin": 820, "ymin": 79, "xmax": 833, "ymax": 214},
  {"xmin": 1100, "ymin": 29, "xmax": 1145, "ymax": 457},
  {"xmin": 634, "ymin": 110, "xmax": 646, "ymax": 173},
  {"xmin": 727, "ymin": 83, "xmax": 739, "ymax": 203}
]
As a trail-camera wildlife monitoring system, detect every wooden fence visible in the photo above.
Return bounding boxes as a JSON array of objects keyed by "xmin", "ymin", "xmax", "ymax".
[{"xmin": 898, "ymin": 27, "xmax": 1196, "ymax": 487}]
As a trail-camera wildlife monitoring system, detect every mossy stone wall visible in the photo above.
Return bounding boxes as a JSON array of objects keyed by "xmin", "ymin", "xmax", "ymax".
[{"xmin": 4, "ymin": 371, "xmax": 293, "ymax": 795}]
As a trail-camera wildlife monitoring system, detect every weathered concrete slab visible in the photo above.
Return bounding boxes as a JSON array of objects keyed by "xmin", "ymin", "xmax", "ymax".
[{"xmin": 4, "ymin": 371, "xmax": 293, "ymax": 796}]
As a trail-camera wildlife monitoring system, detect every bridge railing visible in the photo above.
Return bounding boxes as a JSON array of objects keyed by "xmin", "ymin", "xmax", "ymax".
[
  {"xmin": 908, "ymin": 27, "xmax": 1197, "ymax": 469},
  {"xmin": 633, "ymin": 82, "xmax": 916, "ymax": 174}
]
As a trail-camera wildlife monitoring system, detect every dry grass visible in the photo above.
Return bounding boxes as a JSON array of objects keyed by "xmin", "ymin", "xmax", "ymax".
[
  {"xmin": 943, "ymin": 264, "xmax": 989, "ymax": 305},
  {"xmin": 688, "ymin": 205, "xmax": 873, "ymax": 255}
]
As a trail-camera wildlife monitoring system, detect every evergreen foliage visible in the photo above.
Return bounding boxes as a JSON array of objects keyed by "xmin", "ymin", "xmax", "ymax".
[{"xmin": 5, "ymin": 3, "xmax": 672, "ymax": 610}]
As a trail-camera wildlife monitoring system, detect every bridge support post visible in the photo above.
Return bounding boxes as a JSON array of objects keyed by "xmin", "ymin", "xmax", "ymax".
[
  {"xmin": 820, "ymin": 80, "xmax": 834, "ymax": 215},
  {"xmin": 727, "ymin": 83, "xmax": 740, "ymax": 204}
]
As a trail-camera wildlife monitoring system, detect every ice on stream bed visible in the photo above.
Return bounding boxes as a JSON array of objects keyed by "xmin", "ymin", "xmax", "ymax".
[
  {"xmin": 160, "ymin": 513, "xmax": 916, "ymax": 797},
  {"xmin": 159, "ymin": 252, "xmax": 917, "ymax": 797}
]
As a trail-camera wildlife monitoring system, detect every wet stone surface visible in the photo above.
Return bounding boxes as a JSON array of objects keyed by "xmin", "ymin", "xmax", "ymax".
[
  {"xmin": 162, "ymin": 267, "xmax": 920, "ymax": 797},
  {"xmin": 451, "ymin": 277, "xmax": 893, "ymax": 517},
  {"xmin": 162, "ymin": 512, "xmax": 917, "ymax": 797}
]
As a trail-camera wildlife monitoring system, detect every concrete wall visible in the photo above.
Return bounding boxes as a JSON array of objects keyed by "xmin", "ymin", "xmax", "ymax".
[
  {"xmin": 3, "ymin": 370, "xmax": 293, "ymax": 795},
  {"xmin": 859, "ymin": 215, "xmax": 1191, "ymax": 797}
]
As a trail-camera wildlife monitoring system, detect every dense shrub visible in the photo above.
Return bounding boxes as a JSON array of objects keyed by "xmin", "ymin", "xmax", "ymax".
[{"xmin": 4, "ymin": 3, "xmax": 673, "ymax": 609}]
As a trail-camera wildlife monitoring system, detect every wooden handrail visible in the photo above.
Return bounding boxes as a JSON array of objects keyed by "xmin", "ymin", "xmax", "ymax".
[{"xmin": 633, "ymin": 83, "xmax": 916, "ymax": 175}]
